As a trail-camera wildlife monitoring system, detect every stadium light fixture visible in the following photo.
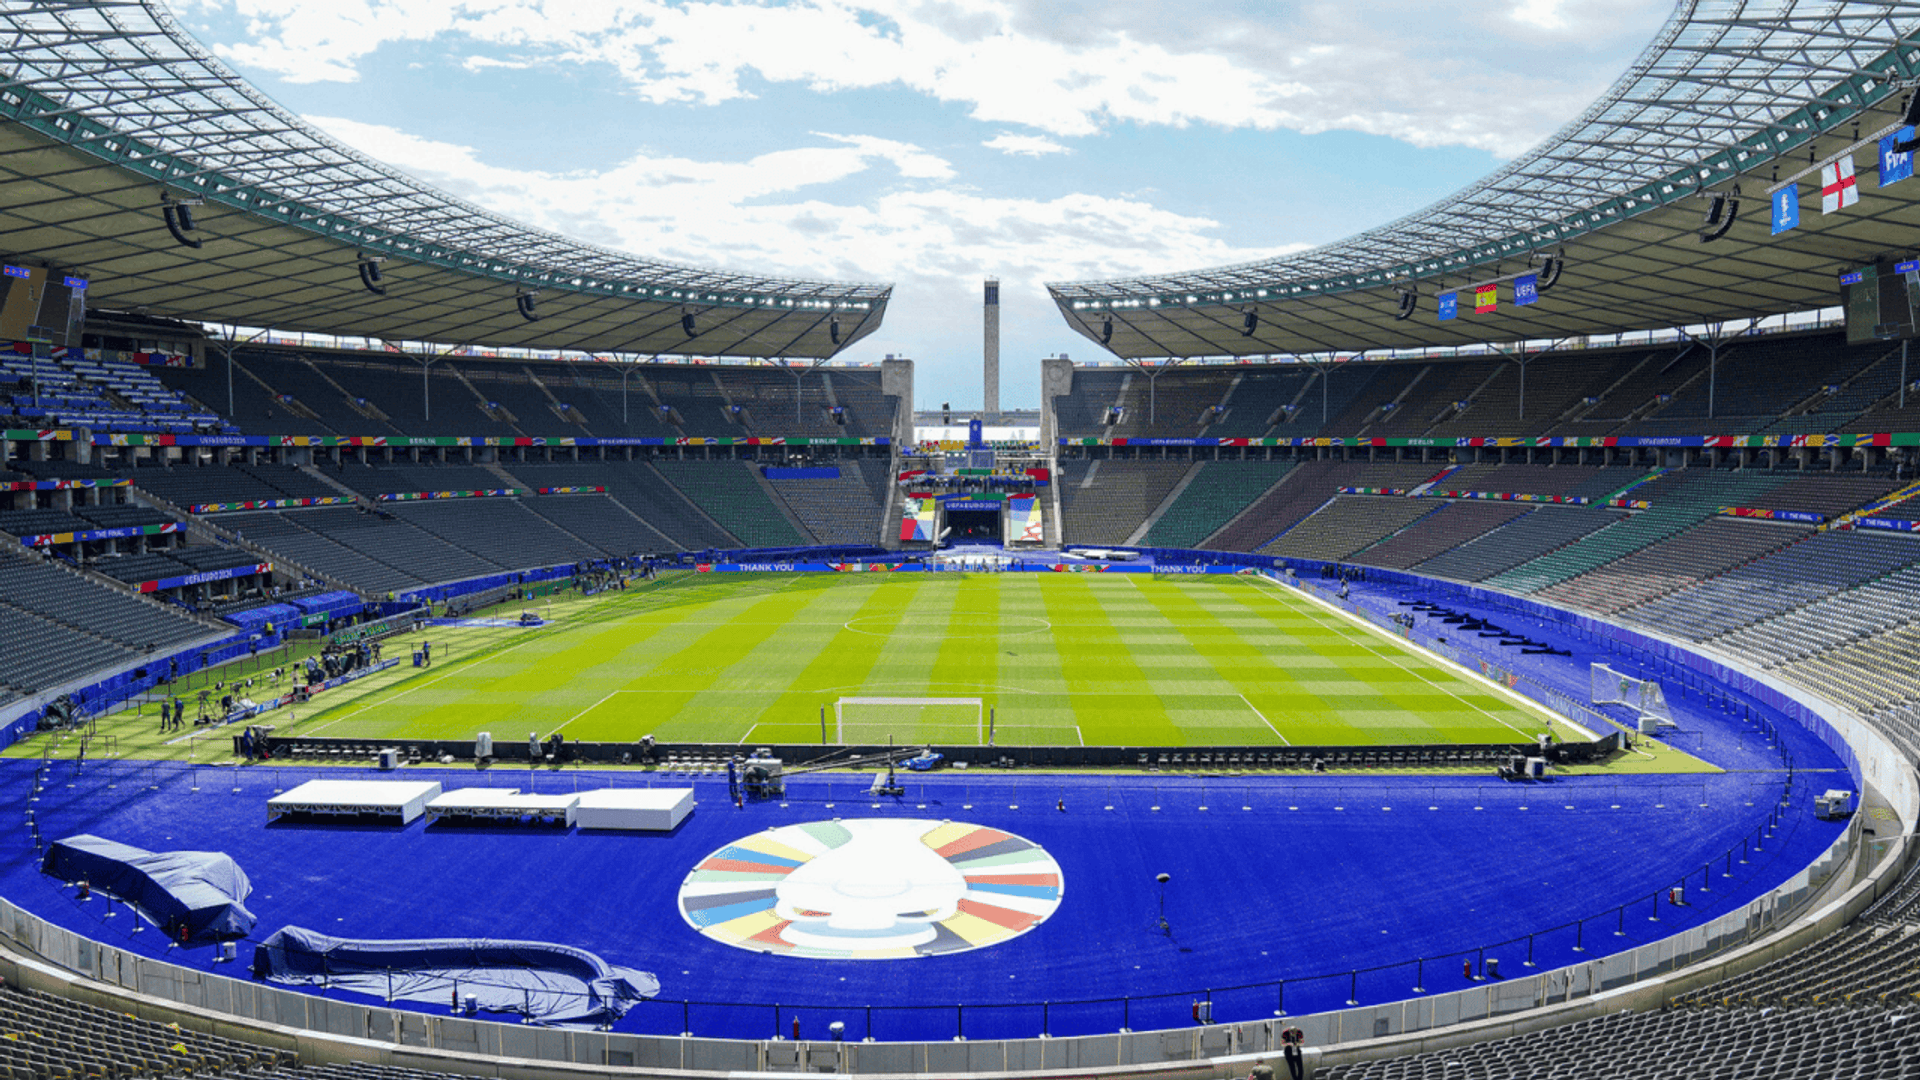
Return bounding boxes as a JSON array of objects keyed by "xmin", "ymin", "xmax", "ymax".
[
  {"xmin": 357, "ymin": 254, "xmax": 387, "ymax": 297},
  {"xmin": 1535, "ymin": 252, "xmax": 1565, "ymax": 291},
  {"xmin": 515, "ymin": 290, "xmax": 540, "ymax": 322},
  {"xmin": 1895, "ymin": 85, "xmax": 1920, "ymax": 155},
  {"xmin": 1698, "ymin": 186, "xmax": 1739, "ymax": 244},
  {"xmin": 159, "ymin": 194, "xmax": 203, "ymax": 249}
]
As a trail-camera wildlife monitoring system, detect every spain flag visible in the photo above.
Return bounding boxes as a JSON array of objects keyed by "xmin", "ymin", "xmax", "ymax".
[{"xmin": 1474, "ymin": 285, "xmax": 1498, "ymax": 314}]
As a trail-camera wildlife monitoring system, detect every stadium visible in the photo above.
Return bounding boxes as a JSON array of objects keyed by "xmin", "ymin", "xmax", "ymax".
[{"xmin": 0, "ymin": 1, "xmax": 1917, "ymax": 1078}]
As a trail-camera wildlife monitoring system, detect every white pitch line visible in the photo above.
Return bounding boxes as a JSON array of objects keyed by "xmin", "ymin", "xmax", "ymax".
[
  {"xmin": 303, "ymin": 625, "xmax": 551, "ymax": 736},
  {"xmin": 1240, "ymin": 693, "xmax": 1290, "ymax": 745},
  {"xmin": 547, "ymin": 688, "xmax": 623, "ymax": 739},
  {"xmin": 1075, "ymin": 725, "xmax": 1086, "ymax": 747},
  {"xmin": 1248, "ymin": 575, "xmax": 1548, "ymax": 741}
]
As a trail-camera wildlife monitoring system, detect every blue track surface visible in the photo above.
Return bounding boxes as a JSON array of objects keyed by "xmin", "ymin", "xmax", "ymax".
[{"xmin": 3, "ymin": 749, "xmax": 1844, "ymax": 1041}]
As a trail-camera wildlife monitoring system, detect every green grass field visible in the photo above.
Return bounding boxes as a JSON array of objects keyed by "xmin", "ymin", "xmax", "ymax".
[{"xmin": 254, "ymin": 571, "xmax": 1582, "ymax": 749}]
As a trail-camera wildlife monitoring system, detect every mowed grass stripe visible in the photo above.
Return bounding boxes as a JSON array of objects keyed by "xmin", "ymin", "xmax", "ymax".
[
  {"xmin": 272, "ymin": 573, "xmax": 1579, "ymax": 750},
  {"xmin": 1040, "ymin": 577, "xmax": 1181, "ymax": 745},
  {"xmin": 745, "ymin": 577, "xmax": 924, "ymax": 744},
  {"xmin": 1121, "ymin": 577, "xmax": 1291, "ymax": 745},
  {"xmin": 1225, "ymin": 578, "xmax": 1558, "ymax": 742}
]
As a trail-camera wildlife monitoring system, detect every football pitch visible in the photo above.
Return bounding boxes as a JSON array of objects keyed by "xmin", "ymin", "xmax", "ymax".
[{"xmin": 277, "ymin": 571, "xmax": 1581, "ymax": 748}]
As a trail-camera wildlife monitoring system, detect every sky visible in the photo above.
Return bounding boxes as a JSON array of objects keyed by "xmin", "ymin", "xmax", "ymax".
[{"xmin": 175, "ymin": 0, "xmax": 1675, "ymax": 411}]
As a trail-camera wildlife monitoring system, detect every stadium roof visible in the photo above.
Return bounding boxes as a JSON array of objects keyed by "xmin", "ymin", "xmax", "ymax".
[
  {"xmin": 1050, "ymin": 0, "xmax": 1920, "ymax": 360},
  {"xmin": 0, "ymin": 0, "xmax": 890, "ymax": 361}
]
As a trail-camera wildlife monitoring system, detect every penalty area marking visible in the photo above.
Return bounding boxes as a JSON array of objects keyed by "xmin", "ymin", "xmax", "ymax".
[{"xmin": 1248, "ymin": 575, "xmax": 1570, "ymax": 743}]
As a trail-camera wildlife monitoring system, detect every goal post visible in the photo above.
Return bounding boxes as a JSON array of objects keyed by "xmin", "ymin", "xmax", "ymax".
[
  {"xmin": 833, "ymin": 697, "xmax": 984, "ymax": 746},
  {"xmin": 1591, "ymin": 662, "xmax": 1673, "ymax": 727}
]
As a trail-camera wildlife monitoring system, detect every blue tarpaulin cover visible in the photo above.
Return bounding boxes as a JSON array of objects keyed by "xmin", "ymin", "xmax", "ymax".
[
  {"xmin": 250, "ymin": 926, "xmax": 659, "ymax": 1026},
  {"xmin": 40, "ymin": 835, "xmax": 255, "ymax": 941}
]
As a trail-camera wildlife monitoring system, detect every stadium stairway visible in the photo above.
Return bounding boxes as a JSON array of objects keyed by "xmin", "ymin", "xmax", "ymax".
[
  {"xmin": 653, "ymin": 460, "xmax": 809, "ymax": 548},
  {"xmin": 1139, "ymin": 460, "xmax": 1297, "ymax": 548},
  {"xmin": 1409, "ymin": 505, "xmax": 1628, "ymax": 582},
  {"xmin": 1260, "ymin": 495, "xmax": 1446, "ymax": 562},
  {"xmin": 1530, "ymin": 517, "xmax": 1806, "ymax": 615},
  {"xmin": 1486, "ymin": 469, "xmax": 1792, "ymax": 593},
  {"xmin": 1346, "ymin": 500, "xmax": 1533, "ymax": 570}
]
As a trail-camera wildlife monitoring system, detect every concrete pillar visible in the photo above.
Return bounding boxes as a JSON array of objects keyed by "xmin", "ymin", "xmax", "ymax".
[{"xmin": 982, "ymin": 279, "xmax": 1000, "ymax": 420}]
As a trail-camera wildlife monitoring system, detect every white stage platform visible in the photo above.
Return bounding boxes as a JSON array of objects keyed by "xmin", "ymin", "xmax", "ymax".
[
  {"xmin": 424, "ymin": 788, "xmax": 580, "ymax": 826},
  {"xmin": 267, "ymin": 780, "xmax": 443, "ymax": 824},
  {"xmin": 575, "ymin": 787, "xmax": 694, "ymax": 831}
]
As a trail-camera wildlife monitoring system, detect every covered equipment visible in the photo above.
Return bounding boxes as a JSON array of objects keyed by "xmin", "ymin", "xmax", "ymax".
[
  {"xmin": 250, "ymin": 926, "xmax": 658, "ymax": 1026},
  {"xmin": 40, "ymin": 834, "xmax": 256, "ymax": 941}
]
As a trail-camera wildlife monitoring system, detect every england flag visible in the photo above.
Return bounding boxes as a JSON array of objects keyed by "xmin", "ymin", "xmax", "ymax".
[{"xmin": 1821, "ymin": 156, "xmax": 1859, "ymax": 214}]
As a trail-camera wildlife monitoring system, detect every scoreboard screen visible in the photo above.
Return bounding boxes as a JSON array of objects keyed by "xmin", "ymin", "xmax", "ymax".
[{"xmin": 1842, "ymin": 261, "xmax": 1920, "ymax": 344}]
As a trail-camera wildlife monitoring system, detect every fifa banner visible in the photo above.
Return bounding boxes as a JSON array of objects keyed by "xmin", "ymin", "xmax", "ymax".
[
  {"xmin": 97, "ymin": 433, "xmax": 889, "ymax": 449},
  {"xmin": 900, "ymin": 498, "xmax": 938, "ymax": 542},
  {"xmin": 1853, "ymin": 517, "xmax": 1920, "ymax": 533},
  {"xmin": 1429, "ymin": 490, "xmax": 1591, "ymax": 505},
  {"xmin": 533, "ymin": 486, "xmax": 605, "ymax": 495},
  {"xmin": 189, "ymin": 496, "xmax": 354, "ymax": 514},
  {"xmin": 1719, "ymin": 506, "xmax": 1827, "ymax": 525},
  {"xmin": 1007, "ymin": 494, "xmax": 1044, "ymax": 543},
  {"xmin": 136, "ymin": 562, "xmax": 270, "ymax": 593},
  {"xmin": 1060, "ymin": 433, "xmax": 1920, "ymax": 449},
  {"xmin": 22, "ymin": 522, "xmax": 181, "ymax": 546},
  {"xmin": 376, "ymin": 489, "xmax": 528, "ymax": 502},
  {"xmin": 1, "ymin": 478, "xmax": 128, "ymax": 492}
]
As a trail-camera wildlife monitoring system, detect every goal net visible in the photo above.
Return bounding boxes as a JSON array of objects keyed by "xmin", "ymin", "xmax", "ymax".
[
  {"xmin": 1591, "ymin": 663, "xmax": 1673, "ymax": 725},
  {"xmin": 833, "ymin": 697, "xmax": 984, "ymax": 746}
]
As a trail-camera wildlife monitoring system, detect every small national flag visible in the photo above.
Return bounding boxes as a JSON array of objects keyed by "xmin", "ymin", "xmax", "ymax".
[
  {"xmin": 1771, "ymin": 186, "xmax": 1800, "ymax": 234},
  {"xmin": 1882, "ymin": 129, "xmax": 1916, "ymax": 188},
  {"xmin": 1436, "ymin": 292, "xmax": 1458, "ymax": 321},
  {"xmin": 1514, "ymin": 274, "xmax": 1539, "ymax": 306},
  {"xmin": 1474, "ymin": 285, "xmax": 1498, "ymax": 314},
  {"xmin": 1821, "ymin": 156, "xmax": 1859, "ymax": 213}
]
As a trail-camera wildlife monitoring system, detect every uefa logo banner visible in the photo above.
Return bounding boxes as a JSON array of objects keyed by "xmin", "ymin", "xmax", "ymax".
[{"xmin": 679, "ymin": 820, "xmax": 1064, "ymax": 960}]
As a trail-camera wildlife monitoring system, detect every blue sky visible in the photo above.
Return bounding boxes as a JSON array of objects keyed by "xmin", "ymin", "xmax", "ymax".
[{"xmin": 176, "ymin": 0, "xmax": 1673, "ymax": 410}]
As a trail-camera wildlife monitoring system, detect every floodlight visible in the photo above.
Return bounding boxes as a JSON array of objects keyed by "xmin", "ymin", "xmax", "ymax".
[
  {"xmin": 1535, "ymin": 252, "xmax": 1565, "ymax": 291},
  {"xmin": 1698, "ymin": 187, "xmax": 1739, "ymax": 244},
  {"xmin": 357, "ymin": 255, "xmax": 387, "ymax": 297},
  {"xmin": 160, "ymin": 194, "xmax": 203, "ymax": 249},
  {"xmin": 1897, "ymin": 93, "xmax": 1920, "ymax": 154}
]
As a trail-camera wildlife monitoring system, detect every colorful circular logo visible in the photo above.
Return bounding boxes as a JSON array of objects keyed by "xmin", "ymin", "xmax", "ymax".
[{"xmin": 679, "ymin": 819, "xmax": 1064, "ymax": 960}]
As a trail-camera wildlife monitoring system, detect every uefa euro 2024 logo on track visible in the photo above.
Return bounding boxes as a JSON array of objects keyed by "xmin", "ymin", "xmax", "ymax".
[{"xmin": 678, "ymin": 820, "xmax": 1064, "ymax": 959}]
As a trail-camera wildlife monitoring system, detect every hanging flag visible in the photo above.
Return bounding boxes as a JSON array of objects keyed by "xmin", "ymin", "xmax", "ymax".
[
  {"xmin": 1474, "ymin": 284, "xmax": 1498, "ymax": 314},
  {"xmin": 1821, "ymin": 156, "xmax": 1859, "ymax": 213},
  {"xmin": 1771, "ymin": 186, "xmax": 1800, "ymax": 234},
  {"xmin": 1882, "ymin": 129, "xmax": 1916, "ymax": 188},
  {"xmin": 1513, "ymin": 274, "xmax": 1539, "ymax": 306},
  {"xmin": 1437, "ymin": 292, "xmax": 1458, "ymax": 321}
]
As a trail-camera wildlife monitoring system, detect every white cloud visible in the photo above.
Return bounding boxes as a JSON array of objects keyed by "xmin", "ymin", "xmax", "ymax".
[
  {"xmin": 984, "ymin": 133, "xmax": 1070, "ymax": 157},
  {"xmin": 299, "ymin": 115, "xmax": 1298, "ymax": 402},
  {"xmin": 202, "ymin": 0, "xmax": 1671, "ymax": 158}
]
